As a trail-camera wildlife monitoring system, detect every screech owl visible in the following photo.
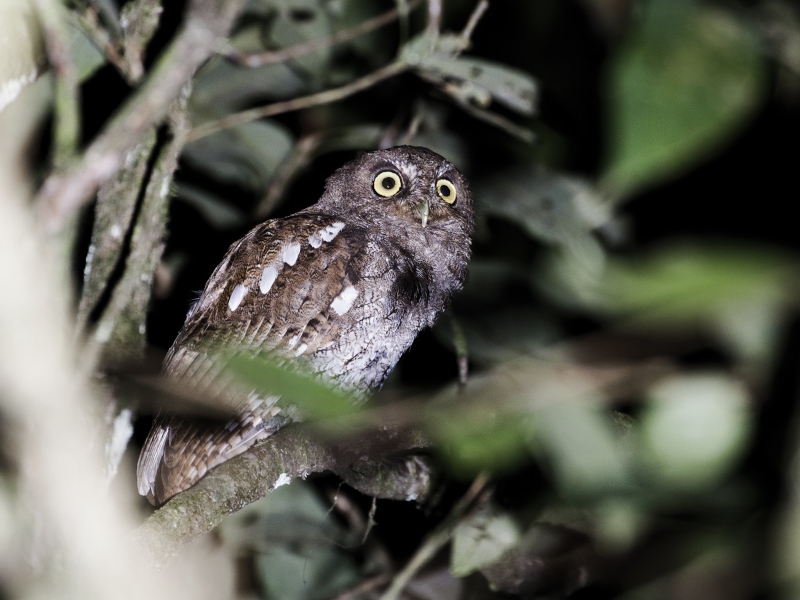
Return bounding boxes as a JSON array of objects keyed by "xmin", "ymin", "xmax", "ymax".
[{"xmin": 137, "ymin": 146, "xmax": 474, "ymax": 505}]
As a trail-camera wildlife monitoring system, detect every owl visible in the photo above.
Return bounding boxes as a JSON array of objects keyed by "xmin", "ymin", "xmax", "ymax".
[{"xmin": 137, "ymin": 146, "xmax": 474, "ymax": 505}]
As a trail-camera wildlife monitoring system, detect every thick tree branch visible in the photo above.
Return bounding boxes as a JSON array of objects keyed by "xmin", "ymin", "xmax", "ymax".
[
  {"xmin": 134, "ymin": 424, "xmax": 429, "ymax": 567},
  {"xmin": 35, "ymin": 0, "xmax": 246, "ymax": 234},
  {"xmin": 89, "ymin": 90, "xmax": 190, "ymax": 366}
]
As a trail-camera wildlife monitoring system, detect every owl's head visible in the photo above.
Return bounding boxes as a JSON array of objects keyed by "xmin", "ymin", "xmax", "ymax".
[{"xmin": 315, "ymin": 146, "xmax": 474, "ymax": 242}]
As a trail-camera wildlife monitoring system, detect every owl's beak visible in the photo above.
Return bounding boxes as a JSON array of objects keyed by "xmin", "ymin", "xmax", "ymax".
[{"xmin": 414, "ymin": 198, "xmax": 430, "ymax": 228}]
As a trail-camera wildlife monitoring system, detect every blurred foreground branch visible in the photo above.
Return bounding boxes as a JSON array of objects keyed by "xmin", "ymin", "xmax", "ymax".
[{"xmin": 0, "ymin": 74, "xmax": 182, "ymax": 600}]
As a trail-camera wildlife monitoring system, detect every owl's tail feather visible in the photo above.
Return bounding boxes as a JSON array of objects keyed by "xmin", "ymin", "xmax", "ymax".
[{"xmin": 136, "ymin": 414, "xmax": 285, "ymax": 506}]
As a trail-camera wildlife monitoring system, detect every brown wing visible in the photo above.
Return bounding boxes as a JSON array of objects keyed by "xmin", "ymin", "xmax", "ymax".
[{"xmin": 137, "ymin": 214, "xmax": 367, "ymax": 505}]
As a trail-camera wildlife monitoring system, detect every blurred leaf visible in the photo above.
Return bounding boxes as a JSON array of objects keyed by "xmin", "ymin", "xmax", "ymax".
[
  {"xmin": 175, "ymin": 183, "xmax": 247, "ymax": 229},
  {"xmin": 534, "ymin": 403, "xmax": 633, "ymax": 499},
  {"xmin": 639, "ymin": 373, "xmax": 751, "ymax": 490},
  {"xmin": 67, "ymin": 23, "xmax": 105, "ymax": 82},
  {"xmin": 451, "ymin": 502, "xmax": 522, "ymax": 577},
  {"xmin": 181, "ymin": 120, "xmax": 293, "ymax": 192},
  {"xmin": 453, "ymin": 258, "xmax": 531, "ymax": 307},
  {"xmin": 257, "ymin": 547, "xmax": 360, "ymax": 600},
  {"xmin": 220, "ymin": 480, "xmax": 352, "ymax": 551},
  {"xmin": 225, "ymin": 353, "xmax": 357, "ymax": 419},
  {"xmin": 266, "ymin": 0, "xmax": 336, "ymax": 76},
  {"xmin": 540, "ymin": 243, "xmax": 800, "ymax": 365},
  {"xmin": 430, "ymin": 410, "xmax": 534, "ymax": 477},
  {"xmin": 600, "ymin": 245, "xmax": 797, "ymax": 319},
  {"xmin": 603, "ymin": 1, "xmax": 764, "ymax": 197},
  {"xmin": 409, "ymin": 128, "xmax": 470, "ymax": 173},
  {"xmin": 191, "ymin": 56, "xmax": 309, "ymax": 116},
  {"xmin": 477, "ymin": 166, "xmax": 610, "ymax": 247},
  {"xmin": 220, "ymin": 482, "xmax": 361, "ymax": 599},
  {"xmin": 339, "ymin": 0, "xmax": 398, "ymax": 63}
]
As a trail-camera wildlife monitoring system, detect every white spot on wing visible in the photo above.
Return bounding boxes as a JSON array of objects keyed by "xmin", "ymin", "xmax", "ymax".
[
  {"xmin": 283, "ymin": 241, "xmax": 301, "ymax": 266},
  {"xmin": 320, "ymin": 222, "xmax": 345, "ymax": 242},
  {"xmin": 260, "ymin": 264, "xmax": 279, "ymax": 294},
  {"xmin": 294, "ymin": 343, "xmax": 308, "ymax": 356},
  {"xmin": 330, "ymin": 285, "xmax": 358, "ymax": 315},
  {"xmin": 308, "ymin": 232, "xmax": 323, "ymax": 248},
  {"xmin": 228, "ymin": 284, "xmax": 249, "ymax": 311}
]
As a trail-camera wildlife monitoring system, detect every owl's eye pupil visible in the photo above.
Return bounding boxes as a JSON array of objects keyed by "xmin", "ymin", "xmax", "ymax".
[
  {"xmin": 440, "ymin": 185, "xmax": 451, "ymax": 197},
  {"xmin": 381, "ymin": 177, "xmax": 395, "ymax": 190}
]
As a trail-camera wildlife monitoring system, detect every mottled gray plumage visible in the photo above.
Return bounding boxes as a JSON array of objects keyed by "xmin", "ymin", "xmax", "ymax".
[{"xmin": 137, "ymin": 146, "xmax": 474, "ymax": 505}]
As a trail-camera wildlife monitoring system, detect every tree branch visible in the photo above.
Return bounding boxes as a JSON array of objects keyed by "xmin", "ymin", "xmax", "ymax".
[
  {"xmin": 35, "ymin": 0, "xmax": 246, "ymax": 235},
  {"xmin": 88, "ymin": 89, "xmax": 191, "ymax": 366},
  {"xmin": 133, "ymin": 424, "xmax": 429, "ymax": 567},
  {"xmin": 34, "ymin": 0, "xmax": 81, "ymax": 167}
]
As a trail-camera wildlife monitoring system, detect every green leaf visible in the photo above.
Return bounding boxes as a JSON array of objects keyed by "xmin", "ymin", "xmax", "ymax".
[
  {"xmin": 181, "ymin": 120, "xmax": 293, "ymax": 192},
  {"xmin": 190, "ymin": 56, "xmax": 309, "ymax": 116},
  {"xmin": 67, "ymin": 23, "xmax": 106, "ymax": 82},
  {"xmin": 403, "ymin": 32, "xmax": 538, "ymax": 116},
  {"xmin": 451, "ymin": 503, "xmax": 522, "ymax": 577},
  {"xmin": 603, "ymin": 1, "xmax": 764, "ymax": 197},
  {"xmin": 266, "ymin": 0, "xmax": 336, "ymax": 76},
  {"xmin": 540, "ymin": 242, "xmax": 800, "ymax": 364},
  {"xmin": 430, "ymin": 410, "xmax": 533, "ymax": 477},
  {"xmin": 533, "ymin": 403, "xmax": 633, "ymax": 499},
  {"xmin": 599, "ymin": 244, "xmax": 798, "ymax": 321},
  {"xmin": 175, "ymin": 183, "xmax": 247, "ymax": 230},
  {"xmin": 639, "ymin": 373, "xmax": 751, "ymax": 490},
  {"xmin": 477, "ymin": 166, "xmax": 610, "ymax": 247},
  {"xmin": 224, "ymin": 353, "xmax": 357, "ymax": 420},
  {"xmin": 421, "ymin": 55, "xmax": 538, "ymax": 116},
  {"xmin": 220, "ymin": 482, "xmax": 360, "ymax": 600}
]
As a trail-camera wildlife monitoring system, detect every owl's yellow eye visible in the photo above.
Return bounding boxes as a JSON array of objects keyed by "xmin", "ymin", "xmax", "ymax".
[
  {"xmin": 373, "ymin": 171, "xmax": 402, "ymax": 197},
  {"xmin": 436, "ymin": 179, "xmax": 457, "ymax": 205}
]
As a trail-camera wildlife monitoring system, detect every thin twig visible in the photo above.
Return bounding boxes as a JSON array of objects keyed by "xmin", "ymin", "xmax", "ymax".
[
  {"xmin": 35, "ymin": 0, "xmax": 247, "ymax": 234},
  {"xmin": 459, "ymin": 0, "xmax": 489, "ymax": 45},
  {"xmin": 256, "ymin": 133, "xmax": 323, "ymax": 219},
  {"xmin": 363, "ymin": 496, "xmax": 378, "ymax": 545},
  {"xmin": 226, "ymin": 0, "xmax": 422, "ymax": 67},
  {"xmin": 449, "ymin": 314, "xmax": 469, "ymax": 390},
  {"xmin": 397, "ymin": 99, "xmax": 426, "ymax": 147},
  {"xmin": 396, "ymin": 0, "xmax": 411, "ymax": 45},
  {"xmin": 451, "ymin": 90, "xmax": 536, "ymax": 143},
  {"xmin": 427, "ymin": 0, "xmax": 442, "ymax": 35},
  {"xmin": 335, "ymin": 573, "xmax": 392, "ymax": 600},
  {"xmin": 187, "ymin": 61, "xmax": 409, "ymax": 143},
  {"xmin": 378, "ymin": 473, "xmax": 491, "ymax": 600},
  {"xmin": 327, "ymin": 486, "xmax": 368, "ymax": 541}
]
